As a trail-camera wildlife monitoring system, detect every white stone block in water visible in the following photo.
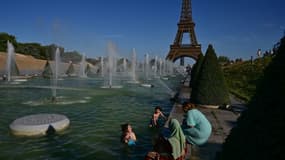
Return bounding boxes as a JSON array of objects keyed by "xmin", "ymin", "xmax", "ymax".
[{"xmin": 10, "ymin": 113, "xmax": 70, "ymax": 136}]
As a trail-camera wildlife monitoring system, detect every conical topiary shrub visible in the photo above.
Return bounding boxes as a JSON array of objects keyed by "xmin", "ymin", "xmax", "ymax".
[
  {"xmin": 66, "ymin": 63, "xmax": 75, "ymax": 76},
  {"xmin": 190, "ymin": 53, "xmax": 204, "ymax": 87},
  {"xmin": 42, "ymin": 61, "xmax": 52, "ymax": 78},
  {"xmin": 217, "ymin": 36, "xmax": 285, "ymax": 160},
  {"xmin": 86, "ymin": 64, "xmax": 91, "ymax": 75},
  {"xmin": 191, "ymin": 44, "xmax": 230, "ymax": 106}
]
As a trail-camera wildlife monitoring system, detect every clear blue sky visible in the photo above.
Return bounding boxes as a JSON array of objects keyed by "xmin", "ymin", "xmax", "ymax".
[{"xmin": 1, "ymin": 0, "xmax": 284, "ymax": 62}]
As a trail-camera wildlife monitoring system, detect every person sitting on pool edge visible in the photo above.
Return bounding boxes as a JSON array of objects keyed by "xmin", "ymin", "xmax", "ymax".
[
  {"xmin": 181, "ymin": 102, "xmax": 212, "ymax": 146},
  {"xmin": 121, "ymin": 123, "xmax": 137, "ymax": 146},
  {"xmin": 145, "ymin": 119, "xmax": 187, "ymax": 160},
  {"xmin": 149, "ymin": 106, "xmax": 167, "ymax": 128}
]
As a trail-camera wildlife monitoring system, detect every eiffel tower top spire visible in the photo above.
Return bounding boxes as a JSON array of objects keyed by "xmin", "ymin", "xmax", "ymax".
[{"xmin": 180, "ymin": 0, "xmax": 193, "ymax": 22}]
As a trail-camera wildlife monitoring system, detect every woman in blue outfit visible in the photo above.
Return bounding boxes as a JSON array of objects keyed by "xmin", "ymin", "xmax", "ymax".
[{"xmin": 181, "ymin": 102, "xmax": 212, "ymax": 146}]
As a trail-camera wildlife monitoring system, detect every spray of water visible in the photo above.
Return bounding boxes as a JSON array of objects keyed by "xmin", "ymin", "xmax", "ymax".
[
  {"xmin": 107, "ymin": 42, "xmax": 116, "ymax": 87},
  {"xmin": 52, "ymin": 48, "xmax": 61, "ymax": 100},
  {"xmin": 79, "ymin": 53, "xmax": 87, "ymax": 77},
  {"xmin": 131, "ymin": 48, "xmax": 137, "ymax": 82},
  {"xmin": 6, "ymin": 41, "xmax": 15, "ymax": 82},
  {"xmin": 101, "ymin": 56, "xmax": 104, "ymax": 77},
  {"xmin": 123, "ymin": 58, "xmax": 127, "ymax": 73},
  {"xmin": 145, "ymin": 53, "xmax": 149, "ymax": 80}
]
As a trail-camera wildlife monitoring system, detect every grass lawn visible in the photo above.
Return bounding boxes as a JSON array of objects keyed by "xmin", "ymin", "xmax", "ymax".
[{"xmin": 223, "ymin": 56, "xmax": 273, "ymax": 102}]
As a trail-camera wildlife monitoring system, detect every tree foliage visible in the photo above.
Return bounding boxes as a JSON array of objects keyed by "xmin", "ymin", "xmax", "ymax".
[
  {"xmin": 1, "ymin": 36, "xmax": 64, "ymax": 60},
  {"xmin": 61, "ymin": 51, "xmax": 82, "ymax": 63},
  {"xmin": 218, "ymin": 56, "xmax": 230, "ymax": 66},
  {"xmin": 0, "ymin": 32, "xmax": 17, "ymax": 51},
  {"xmin": 218, "ymin": 36, "xmax": 285, "ymax": 160},
  {"xmin": 191, "ymin": 44, "xmax": 230, "ymax": 105}
]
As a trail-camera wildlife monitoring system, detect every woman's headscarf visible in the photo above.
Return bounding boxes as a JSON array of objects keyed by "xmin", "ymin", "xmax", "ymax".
[{"xmin": 168, "ymin": 119, "xmax": 186, "ymax": 159}]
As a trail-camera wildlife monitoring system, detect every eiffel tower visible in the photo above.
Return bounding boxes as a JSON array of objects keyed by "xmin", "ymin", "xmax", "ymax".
[{"xmin": 166, "ymin": 0, "xmax": 202, "ymax": 65}]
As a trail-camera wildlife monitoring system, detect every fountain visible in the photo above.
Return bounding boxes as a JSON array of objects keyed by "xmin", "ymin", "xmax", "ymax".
[
  {"xmin": 1, "ymin": 74, "xmax": 177, "ymax": 158},
  {"xmin": 101, "ymin": 56, "xmax": 104, "ymax": 77},
  {"xmin": 141, "ymin": 53, "xmax": 153, "ymax": 88},
  {"xmin": 159, "ymin": 58, "xmax": 162, "ymax": 76},
  {"xmin": 101, "ymin": 42, "xmax": 122, "ymax": 88},
  {"xmin": 79, "ymin": 53, "xmax": 87, "ymax": 78},
  {"xmin": 131, "ymin": 48, "xmax": 136, "ymax": 82},
  {"xmin": 127, "ymin": 48, "xmax": 139, "ymax": 84},
  {"xmin": 51, "ymin": 48, "xmax": 61, "ymax": 101},
  {"xmin": 8, "ymin": 48, "xmax": 71, "ymax": 137},
  {"xmin": 161, "ymin": 59, "xmax": 169, "ymax": 80},
  {"xmin": 123, "ymin": 58, "xmax": 127, "ymax": 73},
  {"xmin": 0, "ymin": 47, "xmax": 182, "ymax": 159},
  {"xmin": 163, "ymin": 60, "xmax": 167, "ymax": 76},
  {"xmin": 6, "ymin": 41, "xmax": 14, "ymax": 82},
  {"xmin": 153, "ymin": 56, "xmax": 159, "ymax": 78},
  {"xmin": 108, "ymin": 46, "xmax": 113, "ymax": 87},
  {"xmin": 10, "ymin": 113, "xmax": 70, "ymax": 136},
  {"xmin": 165, "ymin": 60, "xmax": 176, "ymax": 77},
  {"xmin": 145, "ymin": 53, "xmax": 150, "ymax": 80},
  {"xmin": 5, "ymin": 41, "xmax": 21, "ymax": 83}
]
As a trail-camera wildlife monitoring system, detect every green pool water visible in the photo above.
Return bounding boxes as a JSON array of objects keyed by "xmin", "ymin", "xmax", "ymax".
[{"xmin": 0, "ymin": 75, "xmax": 181, "ymax": 160}]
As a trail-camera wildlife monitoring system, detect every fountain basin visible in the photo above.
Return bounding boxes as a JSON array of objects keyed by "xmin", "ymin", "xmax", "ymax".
[
  {"xmin": 161, "ymin": 77, "xmax": 169, "ymax": 80},
  {"xmin": 10, "ymin": 113, "xmax": 70, "ymax": 136},
  {"xmin": 141, "ymin": 83, "xmax": 154, "ymax": 88},
  {"xmin": 127, "ymin": 80, "xmax": 140, "ymax": 84},
  {"xmin": 101, "ymin": 85, "xmax": 123, "ymax": 89},
  {"xmin": 13, "ymin": 79, "xmax": 28, "ymax": 82}
]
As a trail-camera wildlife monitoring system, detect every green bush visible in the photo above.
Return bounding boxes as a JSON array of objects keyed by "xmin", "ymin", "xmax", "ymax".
[
  {"xmin": 218, "ymin": 36, "xmax": 285, "ymax": 160},
  {"xmin": 190, "ymin": 53, "xmax": 204, "ymax": 88},
  {"xmin": 0, "ymin": 33, "xmax": 17, "ymax": 52},
  {"xmin": 191, "ymin": 44, "xmax": 230, "ymax": 105}
]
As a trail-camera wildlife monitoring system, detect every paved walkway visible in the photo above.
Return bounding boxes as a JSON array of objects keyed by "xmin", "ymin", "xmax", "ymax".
[{"xmin": 166, "ymin": 75, "xmax": 244, "ymax": 160}]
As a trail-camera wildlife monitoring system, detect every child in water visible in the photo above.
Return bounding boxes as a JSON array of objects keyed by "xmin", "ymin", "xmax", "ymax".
[
  {"xmin": 149, "ymin": 106, "xmax": 167, "ymax": 128},
  {"xmin": 121, "ymin": 123, "xmax": 137, "ymax": 146}
]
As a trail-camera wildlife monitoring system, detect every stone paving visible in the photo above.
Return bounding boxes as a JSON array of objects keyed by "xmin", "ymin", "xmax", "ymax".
[{"xmin": 166, "ymin": 75, "xmax": 244, "ymax": 160}]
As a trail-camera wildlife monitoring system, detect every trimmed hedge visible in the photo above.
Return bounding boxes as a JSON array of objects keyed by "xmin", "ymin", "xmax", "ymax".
[
  {"xmin": 190, "ymin": 53, "xmax": 204, "ymax": 88},
  {"xmin": 191, "ymin": 44, "xmax": 230, "ymax": 105}
]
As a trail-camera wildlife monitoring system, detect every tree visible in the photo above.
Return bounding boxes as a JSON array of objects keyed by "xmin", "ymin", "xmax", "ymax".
[
  {"xmin": 217, "ymin": 36, "xmax": 285, "ymax": 160},
  {"xmin": 45, "ymin": 44, "xmax": 64, "ymax": 60},
  {"xmin": 218, "ymin": 56, "xmax": 230, "ymax": 66},
  {"xmin": 191, "ymin": 44, "xmax": 230, "ymax": 105},
  {"xmin": 61, "ymin": 51, "xmax": 82, "ymax": 63},
  {"xmin": 190, "ymin": 53, "xmax": 204, "ymax": 88},
  {"xmin": 0, "ymin": 32, "xmax": 17, "ymax": 52},
  {"xmin": 16, "ymin": 42, "xmax": 46, "ymax": 59}
]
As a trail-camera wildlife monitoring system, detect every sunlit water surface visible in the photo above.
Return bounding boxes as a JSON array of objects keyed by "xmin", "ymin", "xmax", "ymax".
[{"xmin": 0, "ymin": 75, "xmax": 182, "ymax": 160}]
